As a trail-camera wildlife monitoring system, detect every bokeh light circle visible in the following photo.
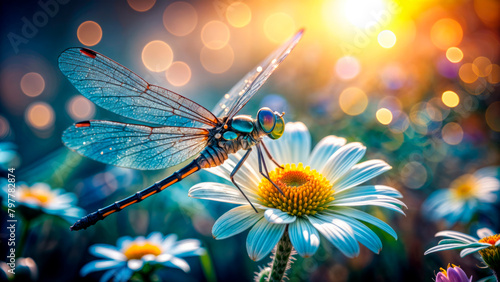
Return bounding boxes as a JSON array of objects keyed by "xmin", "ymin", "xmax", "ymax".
[
  {"xmin": 430, "ymin": 18, "xmax": 463, "ymax": 50},
  {"xmin": 339, "ymin": 87, "xmax": 368, "ymax": 116},
  {"xmin": 163, "ymin": 2, "xmax": 198, "ymax": 36},
  {"xmin": 77, "ymin": 21, "xmax": 102, "ymax": 46},
  {"xmin": 127, "ymin": 0, "xmax": 155, "ymax": 12},
  {"xmin": 376, "ymin": 108, "xmax": 393, "ymax": 125},
  {"xmin": 264, "ymin": 13, "xmax": 295, "ymax": 43},
  {"xmin": 472, "ymin": 56, "xmax": 492, "ymax": 77},
  {"xmin": 446, "ymin": 47, "xmax": 463, "ymax": 63},
  {"xmin": 201, "ymin": 21, "xmax": 230, "ymax": 50},
  {"xmin": 401, "ymin": 161, "xmax": 427, "ymax": 189},
  {"xmin": 25, "ymin": 102, "xmax": 55, "ymax": 130},
  {"xmin": 200, "ymin": 45, "xmax": 234, "ymax": 74},
  {"xmin": 141, "ymin": 40, "xmax": 173, "ymax": 72},
  {"xmin": 487, "ymin": 64, "xmax": 500, "ymax": 84},
  {"xmin": 335, "ymin": 56, "xmax": 361, "ymax": 80},
  {"xmin": 0, "ymin": 116, "xmax": 10, "ymax": 138},
  {"xmin": 441, "ymin": 122, "xmax": 463, "ymax": 145},
  {"xmin": 67, "ymin": 95, "xmax": 95, "ymax": 121},
  {"xmin": 459, "ymin": 63, "xmax": 478, "ymax": 83},
  {"xmin": 166, "ymin": 61, "xmax": 192, "ymax": 87},
  {"xmin": 441, "ymin": 91, "xmax": 459, "ymax": 108},
  {"xmin": 20, "ymin": 72, "xmax": 45, "ymax": 97},
  {"xmin": 485, "ymin": 101, "xmax": 500, "ymax": 131},
  {"xmin": 377, "ymin": 30, "xmax": 397, "ymax": 48},
  {"xmin": 226, "ymin": 2, "xmax": 251, "ymax": 28}
]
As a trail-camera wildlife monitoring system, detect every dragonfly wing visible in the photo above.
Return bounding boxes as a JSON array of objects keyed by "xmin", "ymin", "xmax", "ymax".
[
  {"xmin": 62, "ymin": 120, "xmax": 209, "ymax": 170},
  {"xmin": 59, "ymin": 48, "xmax": 218, "ymax": 128},
  {"xmin": 212, "ymin": 29, "xmax": 303, "ymax": 118}
]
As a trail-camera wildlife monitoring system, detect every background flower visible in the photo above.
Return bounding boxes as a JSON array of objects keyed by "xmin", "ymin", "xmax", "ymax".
[
  {"xmin": 1, "ymin": 182, "xmax": 84, "ymax": 223},
  {"xmin": 435, "ymin": 264, "xmax": 472, "ymax": 282},
  {"xmin": 422, "ymin": 167, "xmax": 500, "ymax": 226},
  {"xmin": 190, "ymin": 122, "xmax": 405, "ymax": 261},
  {"xmin": 81, "ymin": 232, "xmax": 205, "ymax": 282}
]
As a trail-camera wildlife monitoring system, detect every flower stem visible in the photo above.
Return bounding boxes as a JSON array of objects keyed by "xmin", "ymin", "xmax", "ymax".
[{"xmin": 268, "ymin": 229, "xmax": 294, "ymax": 282}]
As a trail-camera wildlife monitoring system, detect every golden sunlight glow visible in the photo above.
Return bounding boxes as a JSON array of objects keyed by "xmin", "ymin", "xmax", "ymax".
[
  {"xmin": 459, "ymin": 63, "xmax": 478, "ymax": 84},
  {"xmin": 25, "ymin": 102, "xmax": 55, "ymax": 130},
  {"xmin": 141, "ymin": 40, "xmax": 173, "ymax": 72},
  {"xmin": 226, "ymin": 2, "xmax": 251, "ymax": 28},
  {"xmin": 200, "ymin": 45, "xmax": 234, "ymax": 74},
  {"xmin": 442, "ymin": 122, "xmax": 463, "ymax": 145},
  {"xmin": 127, "ymin": 0, "xmax": 155, "ymax": 12},
  {"xmin": 163, "ymin": 2, "xmax": 198, "ymax": 36},
  {"xmin": 77, "ymin": 21, "xmax": 102, "ymax": 46},
  {"xmin": 430, "ymin": 18, "xmax": 463, "ymax": 50},
  {"xmin": 341, "ymin": 0, "xmax": 387, "ymax": 28},
  {"xmin": 166, "ymin": 61, "xmax": 191, "ymax": 87},
  {"xmin": 264, "ymin": 13, "xmax": 295, "ymax": 43},
  {"xmin": 335, "ymin": 56, "xmax": 361, "ymax": 80},
  {"xmin": 488, "ymin": 64, "xmax": 500, "ymax": 84},
  {"xmin": 376, "ymin": 108, "xmax": 393, "ymax": 125},
  {"xmin": 378, "ymin": 30, "xmax": 397, "ymax": 48},
  {"xmin": 67, "ymin": 95, "xmax": 95, "ymax": 120},
  {"xmin": 472, "ymin": 56, "xmax": 492, "ymax": 77},
  {"xmin": 441, "ymin": 91, "xmax": 459, "ymax": 108},
  {"xmin": 20, "ymin": 72, "xmax": 45, "ymax": 97},
  {"xmin": 339, "ymin": 87, "xmax": 368, "ymax": 116},
  {"xmin": 201, "ymin": 21, "xmax": 230, "ymax": 50},
  {"xmin": 446, "ymin": 47, "xmax": 463, "ymax": 63}
]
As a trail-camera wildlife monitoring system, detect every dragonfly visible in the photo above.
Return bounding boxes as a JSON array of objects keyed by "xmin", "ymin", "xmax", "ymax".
[{"xmin": 61, "ymin": 29, "xmax": 303, "ymax": 231}]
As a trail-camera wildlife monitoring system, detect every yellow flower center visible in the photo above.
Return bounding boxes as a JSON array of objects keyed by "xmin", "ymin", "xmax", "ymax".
[
  {"xmin": 257, "ymin": 163, "xmax": 334, "ymax": 216},
  {"xmin": 478, "ymin": 234, "xmax": 500, "ymax": 268},
  {"xmin": 19, "ymin": 188, "xmax": 54, "ymax": 206},
  {"xmin": 450, "ymin": 174, "xmax": 478, "ymax": 199},
  {"xmin": 123, "ymin": 241, "xmax": 162, "ymax": 260}
]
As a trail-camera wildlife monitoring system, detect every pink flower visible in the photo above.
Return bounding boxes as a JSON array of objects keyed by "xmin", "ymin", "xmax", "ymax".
[{"xmin": 435, "ymin": 265, "xmax": 472, "ymax": 282}]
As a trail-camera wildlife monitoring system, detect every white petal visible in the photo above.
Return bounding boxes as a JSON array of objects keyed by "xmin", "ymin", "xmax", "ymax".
[
  {"xmin": 90, "ymin": 244, "xmax": 126, "ymax": 261},
  {"xmin": 327, "ymin": 207, "xmax": 397, "ymax": 239},
  {"xmin": 170, "ymin": 239, "xmax": 203, "ymax": 256},
  {"xmin": 333, "ymin": 214, "xmax": 382, "ymax": 254},
  {"xmin": 460, "ymin": 245, "xmax": 491, "ymax": 257},
  {"xmin": 246, "ymin": 218, "xmax": 286, "ymax": 261},
  {"xmin": 424, "ymin": 243, "xmax": 470, "ymax": 255},
  {"xmin": 127, "ymin": 259, "xmax": 143, "ymax": 271},
  {"xmin": 284, "ymin": 122, "xmax": 311, "ymax": 165},
  {"xmin": 161, "ymin": 234, "xmax": 178, "ymax": 251},
  {"xmin": 334, "ymin": 160, "xmax": 391, "ymax": 193},
  {"xmin": 80, "ymin": 260, "xmax": 125, "ymax": 276},
  {"xmin": 163, "ymin": 257, "xmax": 191, "ymax": 272},
  {"xmin": 477, "ymin": 228, "xmax": 495, "ymax": 238},
  {"xmin": 189, "ymin": 182, "xmax": 258, "ymax": 204},
  {"xmin": 322, "ymin": 142, "xmax": 366, "ymax": 183},
  {"xmin": 308, "ymin": 136, "xmax": 346, "ymax": 170},
  {"xmin": 264, "ymin": 209, "xmax": 296, "ymax": 224},
  {"xmin": 289, "ymin": 218, "xmax": 320, "ymax": 257},
  {"xmin": 147, "ymin": 232, "xmax": 163, "ymax": 245},
  {"xmin": 213, "ymin": 206, "xmax": 264, "ymax": 239},
  {"xmin": 307, "ymin": 215, "xmax": 359, "ymax": 257},
  {"xmin": 334, "ymin": 185, "xmax": 402, "ymax": 200},
  {"xmin": 435, "ymin": 230, "xmax": 478, "ymax": 243}
]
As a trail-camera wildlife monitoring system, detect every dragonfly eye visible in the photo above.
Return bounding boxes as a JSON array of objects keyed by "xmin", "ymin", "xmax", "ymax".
[
  {"xmin": 257, "ymin": 107, "xmax": 276, "ymax": 133},
  {"xmin": 268, "ymin": 113, "xmax": 284, "ymax": 140}
]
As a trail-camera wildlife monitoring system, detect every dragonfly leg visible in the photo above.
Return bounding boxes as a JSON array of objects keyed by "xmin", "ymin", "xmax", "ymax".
[
  {"xmin": 257, "ymin": 144, "xmax": 285, "ymax": 197},
  {"xmin": 261, "ymin": 141, "xmax": 284, "ymax": 169},
  {"xmin": 230, "ymin": 148, "xmax": 258, "ymax": 213}
]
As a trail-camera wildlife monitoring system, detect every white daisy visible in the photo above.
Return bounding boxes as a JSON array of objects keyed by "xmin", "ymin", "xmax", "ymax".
[
  {"xmin": 422, "ymin": 167, "xmax": 500, "ymax": 226},
  {"xmin": 189, "ymin": 122, "xmax": 405, "ymax": 261},
  {"xmin": 81, "ymin": 232, "xmax": 205, "ymax": 282},
  {"xmin": 1, "ymin": 182, "xmax": 84, "ymax": 223}
]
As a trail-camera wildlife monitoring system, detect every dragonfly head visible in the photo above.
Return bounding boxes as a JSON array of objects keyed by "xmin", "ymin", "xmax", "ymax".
[{"xmin": 256, "ymin": 107, "xmax": 285, "ymax": 140}]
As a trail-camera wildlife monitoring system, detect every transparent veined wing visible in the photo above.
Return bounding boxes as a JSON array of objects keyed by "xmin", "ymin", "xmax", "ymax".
[
  {"xmin": 212, "ymin": 29, "xmax": 304, "ymax": 119},
  {"xmin": 59, "ymin": 48, "xmax": 218, "ymax": 128},
  {"xmin": 62, "ymin": 120, "xmax": 209, "ymax": 170}
]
